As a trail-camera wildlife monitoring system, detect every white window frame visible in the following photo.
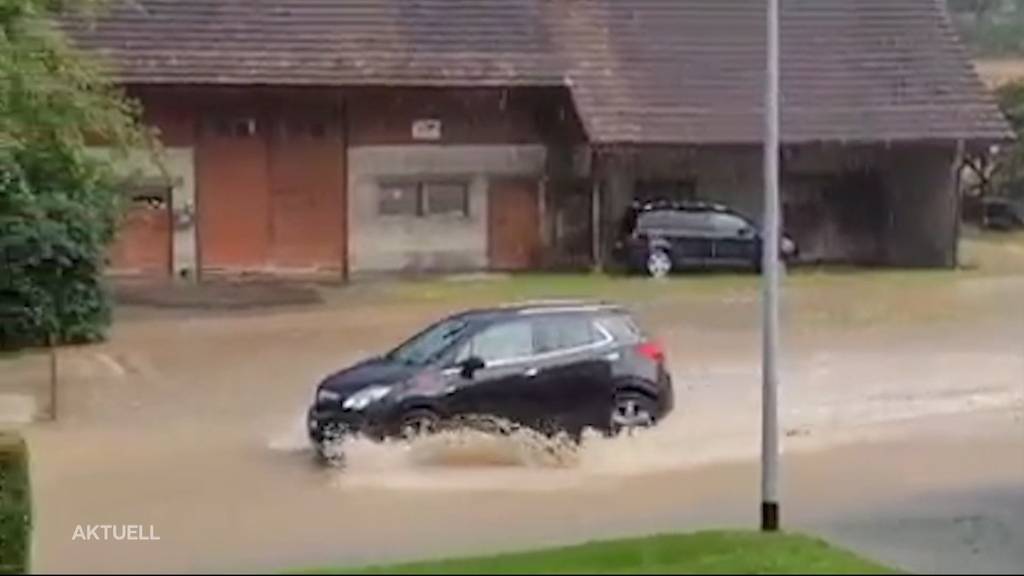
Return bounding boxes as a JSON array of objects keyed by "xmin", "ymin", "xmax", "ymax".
[{"xmin": 377, "ymin": 178, "xmax": 470, "ymax": 218}]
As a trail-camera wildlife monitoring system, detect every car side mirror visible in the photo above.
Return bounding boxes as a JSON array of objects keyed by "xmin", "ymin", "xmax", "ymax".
[{"xmin": 460, "ymin": 356, "xmax": 486, "ymax": 379}]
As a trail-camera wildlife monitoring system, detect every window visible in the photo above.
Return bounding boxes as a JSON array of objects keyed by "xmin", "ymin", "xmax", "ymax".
[
  {"xmin": 388, "ymin": 317, "xmax": 471, "ymax": 366},
  {"xmin": 209, "ymin": 117, "xmax": 258, "ymax": 138},
  {"xmin": 123, "ymin": 183, "xmax": 170, "ymax": 211},
  {"xmin": 423, "ymin": 182, "xmax": 469, "ymax": 216},
  {"xmin": 378, "ymin": 180, "xmax": 469, "ymax": 218},
  {"xmin": 636, "ymin": 180, "xmax": 696, "ymax": 203},
  {"xmin": 462, "ymin": 321, "xmax": 533, "ymax": 364},
  {"xmin": 597, "ymin": 314, "xmax": 643, "ymax": 345},
  {"xmin": 278, "ymin": 119, "xmax": 330, "ymax": 140},
  {"xmin": 637, "ymin": 210, "xmax": 708, "ymax": 233},
  {"xmin": 378, "ymin": 183, "xmax": 420, "ymax": 216},
  {"xmin": 533, "ymin": 316, "xmax": 601, "ymax": 354},
  {"xmin": 708, "ymin": 213, "xmax": 751, "ymax": 234}
]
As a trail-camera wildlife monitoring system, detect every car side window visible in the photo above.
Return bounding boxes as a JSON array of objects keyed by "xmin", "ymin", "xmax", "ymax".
[
  {"xmin": 709, "ymin": 213, "xmax": 751, "ymax": 234},
  {"xmin": 596, "ymin": 314, "xmax": 643, "ymax": 345},
  {"xmin": 638, "ymin": 210, "xmax": 709, "ymax": 234},
  {"xmin": 461, "ymin": 320, "xmax": 534, "ymax": 364},
  {"xmin": 636, "ymin": 210, "xmax": 676, "ymax": 231},
  {"xmin": 533, "ymin": 316, "xmax": 603, "ymax": 354}
]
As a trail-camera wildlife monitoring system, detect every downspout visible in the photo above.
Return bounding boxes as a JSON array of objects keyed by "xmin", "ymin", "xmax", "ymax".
[
  {"xmin": 341, "ymin": 95, "xmax": 350, "ymax": 282},
  {"xmin": 591, "ymin": 147, "xmax": 603, "ymax": 272},
  {"xmin": 952, "ymin": 139, "xmax": 965, "ymax": 269}
]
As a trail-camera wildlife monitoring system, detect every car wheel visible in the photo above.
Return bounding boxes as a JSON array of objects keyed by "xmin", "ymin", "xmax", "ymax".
[
  {"xmin": 646, "ymin": 249, "xmax": 673, "ymax": 278},
  {"xmin": 610, "ymin": 391, "xmax": 658, "ymax": 435},
  {"xmin": 313, "ymin": 422, "xmax": 350, "ymax": 467},
  {"xmin": 398, "ymin": 408, "xmax": 441, "ymax": 440},
  {"xmin": 314, "ymin": 441, "xmax": 347, "ymax": 468}
]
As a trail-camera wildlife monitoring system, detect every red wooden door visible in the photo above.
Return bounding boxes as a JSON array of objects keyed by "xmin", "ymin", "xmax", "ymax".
[
  {"xmin": 267, "ymin": 111, "xmax": 346, "ymax": 272},
  {"xmin": 488, "ymin": 178, "xmax": 541, "ymax": 270},
  {"xmin": 196, "ymin": 114, "xmax": 271, "ymax": 271}
]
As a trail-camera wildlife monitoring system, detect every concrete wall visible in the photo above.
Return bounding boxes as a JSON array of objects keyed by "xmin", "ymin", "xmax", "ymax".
[
  {"xmin": 91, "ymin": 146, "xmax": 197, "ymax": 279},
  {"xmin": 598, "ymin": 147, "xmax": 762, "ymax": 266},
  {"xmin": 347, "ymin": 145, "xmax": 547, "ymax": 275},
  {"xmin": 165, "ymin": 148, "xmax": 197, "ymax": 278},
  {"xmin": 603, "ymin": 144, "xmax": 959, "ymax": 267},
  {"xmin": 628, "ymin": 147, "xmax": 764, "ymax": 218},
  {"xmin": 782, "ymin": 146, "xmax": 888, "ymax": 264},
  {"xmin": 881, "ymin": 145, "xmax": 959, "ymax": 267},
  {"xmin": 347, "ymin": 88, "xmax": 568, "ymax": 146}
]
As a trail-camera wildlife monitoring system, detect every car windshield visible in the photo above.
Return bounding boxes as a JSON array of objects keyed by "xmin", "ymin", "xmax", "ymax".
[{"xmin": 387, "ymin": 316, "xmax": 472, "ymax": 366}]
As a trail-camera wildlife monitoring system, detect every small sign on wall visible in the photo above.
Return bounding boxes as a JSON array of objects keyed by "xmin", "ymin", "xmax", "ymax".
[{"xmin": 412, "ymin": 119, "xmax": 442, "ymax": 141}]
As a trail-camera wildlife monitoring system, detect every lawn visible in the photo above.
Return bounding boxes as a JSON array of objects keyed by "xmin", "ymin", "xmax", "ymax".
[{"xmin": 302, "ymin": 531, "xmax": 896, "ymax": 575}]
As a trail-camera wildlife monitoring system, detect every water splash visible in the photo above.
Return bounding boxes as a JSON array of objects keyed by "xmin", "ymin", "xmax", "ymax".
[{"xmin": 267, "ymin": 410, "xmax": 761, "ymax": 492}]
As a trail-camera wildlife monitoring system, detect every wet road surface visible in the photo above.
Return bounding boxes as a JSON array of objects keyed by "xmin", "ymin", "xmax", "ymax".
[{"xmin": 9, "ymin": 270, "xmax": 1024, "ymax": 573}]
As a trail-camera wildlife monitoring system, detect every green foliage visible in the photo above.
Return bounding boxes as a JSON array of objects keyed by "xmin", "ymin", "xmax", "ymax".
[
  {"xmin": 997, "ymin": 81, "xmax": 1024, "ymax": 132},
  {"xmin": 948, "ymin": 0, "xmax": 1024, "ymax": 56},
  {"xmin": 995, "ymin": 81, "xmax": 1024, "ymax": 198},
  {"xmin": 1, "ymin": 0, "xmax": 149, "ymax": 349},
  {"xmin": 0, "ymin": 434, "xmax": 30, "ymax": 575}
]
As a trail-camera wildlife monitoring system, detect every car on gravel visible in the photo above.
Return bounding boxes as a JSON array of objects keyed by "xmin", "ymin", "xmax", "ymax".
[
  {"xmin": 307, "ymin": 302, "xmax": 673, "ymax": 464},
  {"xmin": 615, "ymin": 200, "xmax": 798, "ymax": 277}
]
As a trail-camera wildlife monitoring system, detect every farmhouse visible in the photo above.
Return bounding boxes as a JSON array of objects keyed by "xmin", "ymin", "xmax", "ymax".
[{"xmin": 65, "ymin": 0, "xmax": 1011, "ymax": 279}]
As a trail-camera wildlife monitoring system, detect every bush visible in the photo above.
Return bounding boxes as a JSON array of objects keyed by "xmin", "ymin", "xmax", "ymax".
[
  {"xmin": 0, "ymin": 149, "xmax": 119, "ymax": 349},
  {"xmin": 0, "ymin": 434, "xmax": 30, "ymax": 575}
]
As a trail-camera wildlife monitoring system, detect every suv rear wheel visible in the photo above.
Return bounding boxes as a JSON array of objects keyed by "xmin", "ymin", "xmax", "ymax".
[{"xmin": 610, "ymin": 391, "xmax": 658, "ymax": 434}]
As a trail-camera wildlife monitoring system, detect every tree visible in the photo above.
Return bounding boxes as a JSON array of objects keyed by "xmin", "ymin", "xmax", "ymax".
[
  {"xmin": 949, "ymin": 0, "xmax": 998, "ymax": 23},
  {"xmin": 1, "ymin": 0, "xmax": 151, "ymax": 350},
  {"xmin": 993, "ymin": 81, "xmax": 1024, "ymax": 198},
  {"xmin": 948, "ymin": 0, "xmax": 1024, "ymax": 56}
]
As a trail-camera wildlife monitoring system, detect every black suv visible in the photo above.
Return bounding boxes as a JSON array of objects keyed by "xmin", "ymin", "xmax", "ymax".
[
  {"xmin": 307, "ymin": 302, "xmax": 673, "ymax": 462},
  {"xmin": 615, "ymin": 200, "xmax": 798, "ymax": 277}
]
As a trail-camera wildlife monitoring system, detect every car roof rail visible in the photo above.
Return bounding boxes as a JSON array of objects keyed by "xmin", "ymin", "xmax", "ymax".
[
  {"xmin": 497, "ymin": 298, "xmax": 593, "ymax": 308},
  {"xmin": 636, "ymin": 199, "xmax": 732, "ymax": 213},
  {"xmin": 498, "ymin": 299, "xmax": 623, "ymax": 315}
]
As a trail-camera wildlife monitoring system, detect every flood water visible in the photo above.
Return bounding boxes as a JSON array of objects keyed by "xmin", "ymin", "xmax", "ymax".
[{"xmin": 10, "ymin": 266, "xmax": 1024, "ymax": 573}]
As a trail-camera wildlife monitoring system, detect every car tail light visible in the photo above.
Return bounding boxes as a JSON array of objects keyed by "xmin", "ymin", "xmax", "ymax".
[{"xmin": 636, "ymin": 340, "xmax": 665, "ymax": 364}]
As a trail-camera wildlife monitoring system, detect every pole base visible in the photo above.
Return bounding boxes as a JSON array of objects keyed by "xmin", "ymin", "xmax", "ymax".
[{"xmin": 761, "ymin": 501, "xmax": 780, "ymax": 532}]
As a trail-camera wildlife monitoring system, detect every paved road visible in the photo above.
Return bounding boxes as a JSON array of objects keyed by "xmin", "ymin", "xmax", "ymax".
[{"xmin": 8, "ymin": 272, "xmax": 1023, "ymax": 573}]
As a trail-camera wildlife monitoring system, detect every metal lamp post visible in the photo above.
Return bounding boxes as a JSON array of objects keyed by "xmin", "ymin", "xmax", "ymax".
[{"xmin": 761, "ymin": 0, "xmax": 781, "ymax": 533}]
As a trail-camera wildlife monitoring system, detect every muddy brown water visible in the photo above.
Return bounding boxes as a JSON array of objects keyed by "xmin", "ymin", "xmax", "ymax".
[{"xmin": 9, "ymin": 272, "xmax": 1024, "ymax": 573}]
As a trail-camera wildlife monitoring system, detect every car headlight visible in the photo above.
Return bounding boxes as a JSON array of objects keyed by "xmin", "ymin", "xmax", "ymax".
[
  {"xmin": 342, "ymin": 386, "xmax": 392, "ymax": 411},
  {"xmin": 316, "ymin": 388, "xmax": 342, "ymax": 404}
]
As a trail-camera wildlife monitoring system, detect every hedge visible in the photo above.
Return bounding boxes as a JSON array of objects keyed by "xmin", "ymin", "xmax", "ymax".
[{"xmin": 0, "ymin": 434, "xmax": 30, "ymax": 575}]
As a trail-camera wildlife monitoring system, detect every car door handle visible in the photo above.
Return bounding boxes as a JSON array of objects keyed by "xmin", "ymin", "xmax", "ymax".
[{"xmin": 523, "ymin": 367, "xmax": 539, "ymax": 378}]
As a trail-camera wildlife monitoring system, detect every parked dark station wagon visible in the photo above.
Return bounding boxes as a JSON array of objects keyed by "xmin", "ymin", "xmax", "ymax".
[{"xmin": 615, "ymin": 201, "xmax": 798, "ymax": 277}]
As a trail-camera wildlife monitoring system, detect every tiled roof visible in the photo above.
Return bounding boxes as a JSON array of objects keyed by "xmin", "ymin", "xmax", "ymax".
[
  {"xmin": 64, "ymin": 0, "xmax": 566, "ymax": 86},
  {"xmin": 64, "ymin": 0, "xmax": 1012, "ymax": 144}
]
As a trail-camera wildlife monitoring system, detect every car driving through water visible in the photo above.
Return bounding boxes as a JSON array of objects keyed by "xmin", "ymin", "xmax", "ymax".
[{"xmin": 307, "ymin": 302, "xmax": 673, "ymax": 464}]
